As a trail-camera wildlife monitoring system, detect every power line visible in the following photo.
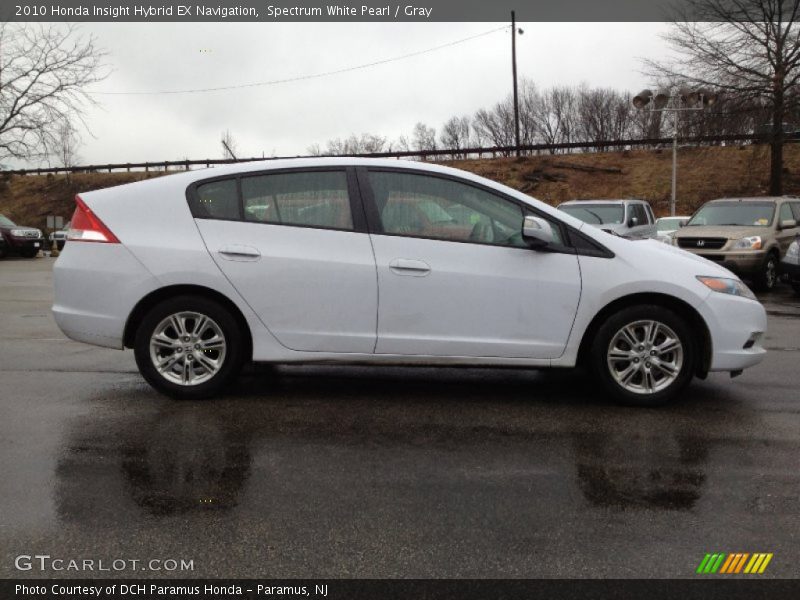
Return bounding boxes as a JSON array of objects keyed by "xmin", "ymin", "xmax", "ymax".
[{"xmin": 89, "ymin": 25, "xmax": 509, "ymax": 96}]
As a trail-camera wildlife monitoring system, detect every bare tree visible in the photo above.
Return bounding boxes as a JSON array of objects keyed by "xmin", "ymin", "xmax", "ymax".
[
  {"xmin": 643, "ymin": 0, "xmax": 800, "ymax": 194},
  {"xmin": 221, "ymin": 130, "xmax": 238, "ymax": 159},
  {"xmin": 411, "ymin": 122, "xmax": 437, "ymax": 153},
  {"xmin": 52, "ymin": 118, "xmax": 81, "ymax": 179},
  {"xmin": 473, "ymin": 102, "xmax": 515, "ymax": 153},
  {"xmin": 439, "ymin": 115, "xmax": 472, "ymax": 157},
  {"xmin": 0, "ymin": 23, "xmax": 106, "ymax": 163}
]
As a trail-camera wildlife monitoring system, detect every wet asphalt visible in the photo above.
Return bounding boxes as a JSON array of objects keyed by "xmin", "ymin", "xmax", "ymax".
[{"xmin": 1, "ymin": 257, "xmax": 799, "ymax": 579}]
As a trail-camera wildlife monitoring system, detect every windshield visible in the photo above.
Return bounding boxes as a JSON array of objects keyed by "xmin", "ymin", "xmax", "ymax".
[
  {"xmin": 0, "ymin": 214, "xmax": 16, "ymax": 227},
  {"xmin": 656, "ymin": 218, "xmax": 684, "ymax": 232},
  {"xmin": 559, "ymin": 204, "xmax": 624, "ymax": 225},
  {"xmin": 687, "ymin": 202, "xmax": 775, "ymax": 227}
]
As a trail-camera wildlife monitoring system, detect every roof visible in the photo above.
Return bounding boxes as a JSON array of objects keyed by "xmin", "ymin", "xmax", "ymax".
[{"xmin": 558, "ymin": 199, "xmax": 647, "ymax": 206}]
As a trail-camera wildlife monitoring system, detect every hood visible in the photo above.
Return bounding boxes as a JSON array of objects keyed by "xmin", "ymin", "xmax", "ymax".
[
  {"xmin": 599, "ymin": 235, "xmax": 738, "ymax": 280},
  {"xmin": 673, "ymin": 225, "xmax": 769, "ymax": 239}
]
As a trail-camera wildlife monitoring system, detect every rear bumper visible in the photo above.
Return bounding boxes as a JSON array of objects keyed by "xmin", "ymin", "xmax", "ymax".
[{"xmin": 52, "ymin": 243, "xmax": 159, "ymax": 349}]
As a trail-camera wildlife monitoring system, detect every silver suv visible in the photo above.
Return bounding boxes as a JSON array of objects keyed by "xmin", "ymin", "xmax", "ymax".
[{"xmin": 557, "ymin": 199, "xmax": 657, "ymax": 239}]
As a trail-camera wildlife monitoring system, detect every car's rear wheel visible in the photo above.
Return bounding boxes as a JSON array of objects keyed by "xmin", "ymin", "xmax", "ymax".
[
  {"xmin": 134, "ymin": 295, "xmax": 246, "ymax": 399},
  {"xmin": 590, "ymin": 305, "xmax": 695, "ymax": 407},
  {"xmin": 753, "ymin": 252, "xmax": 778, "ymax": 291}
]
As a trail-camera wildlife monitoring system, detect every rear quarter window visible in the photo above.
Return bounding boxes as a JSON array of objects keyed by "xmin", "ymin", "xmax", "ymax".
[{"xmin": 189, "ymin": 179, "xmax": 240, "ymax": 220}]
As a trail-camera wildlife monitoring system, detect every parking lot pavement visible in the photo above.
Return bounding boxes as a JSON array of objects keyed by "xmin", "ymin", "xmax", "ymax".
[{"xmin": 1, "ymin": 257, "xmax": 799, "ymax": 579}]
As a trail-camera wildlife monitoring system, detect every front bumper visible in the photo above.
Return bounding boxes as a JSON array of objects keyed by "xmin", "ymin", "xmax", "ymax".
[
  {"xmin": 7, "ymin": 236, "xmax": 46, "ymax": 252},
  {"xmin": 679, "ymin": 248, "xmax": 764, "ymax": 278},
  {"xmin": 780, "ymin": 259, "xmax": 800, "ymax": 283},
  {"xmin": 698, "ymin": 291, "xmax": 767, "ymax": 372}
]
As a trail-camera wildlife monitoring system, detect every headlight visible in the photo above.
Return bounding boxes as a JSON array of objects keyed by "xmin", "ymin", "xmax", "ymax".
[
  {"xmin": 10, "ymin": 228, "xmax": 41, "ymax": 237},
  {"xmin": 786, "ymin": 240, "xmax": 799, "ymax": 260},
  {"xmin": 731, "ymin": 236, "xmax": 762, "ymax": 250},
  {"xmin": 697, "ymin": 276, "xmax": 757, "ymax": 301}
]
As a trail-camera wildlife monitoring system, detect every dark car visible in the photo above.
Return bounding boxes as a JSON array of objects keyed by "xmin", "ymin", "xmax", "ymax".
[{"xmin": 0, "ymin": 213, "xmax": 45, "ymax": 258}]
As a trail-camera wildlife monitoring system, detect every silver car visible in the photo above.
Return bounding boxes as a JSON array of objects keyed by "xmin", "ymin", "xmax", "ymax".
[{"xmin": 557, "ymin": 199, "xmax": 657, "ymax": 239}]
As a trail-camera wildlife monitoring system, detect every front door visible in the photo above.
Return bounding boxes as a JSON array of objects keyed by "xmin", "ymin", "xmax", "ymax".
[{"xmin": 361, "ymin": 169, "xmax": 582, "ymax": 359}]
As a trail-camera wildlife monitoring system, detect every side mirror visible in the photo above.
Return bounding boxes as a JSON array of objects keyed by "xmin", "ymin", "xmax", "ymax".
[
  {"xmin": 679, "ymin": 220, "xmax": 688, "ymax": 228},
  {"xmin": 628, "ymin": 217, "xmax": 639, "ymax": 228},
  {"xmin": 522, "ymin": 215, "xmax": 555, "ymax": 248},
  {"xmin": 779, "ymin": 219, "xmax": 797, "ymax": 230}
]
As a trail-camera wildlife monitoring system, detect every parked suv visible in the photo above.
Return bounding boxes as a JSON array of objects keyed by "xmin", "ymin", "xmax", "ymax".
[
  {"xmin": 672, "ymin": 197, "xmax": 800, "ymax": 291},
  {"xmin": 0, "ymin": 213, "xmax": 45, "ymax": 258},
  {"xmin": 557, "ymin": 199, "xmax": 657, "ymax": 239}
]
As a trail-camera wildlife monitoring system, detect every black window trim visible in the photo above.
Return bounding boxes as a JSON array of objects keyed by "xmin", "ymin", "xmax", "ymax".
[
  {"xmin": 355, "ymin": 166, "xmax": 613, "ymax": 258},
  {"xmin": 185, "ymin": 166, "xmax": 369, "ymax": 234}
]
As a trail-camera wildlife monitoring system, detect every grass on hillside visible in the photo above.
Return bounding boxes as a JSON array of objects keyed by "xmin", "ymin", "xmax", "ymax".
[{"xmin": 1, "ymin": 144, "xmax": 799, "ymax": 229}]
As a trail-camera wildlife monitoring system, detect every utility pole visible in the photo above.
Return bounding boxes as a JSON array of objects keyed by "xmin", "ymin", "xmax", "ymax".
[{"xmin": 511, "ymin": 10, "xmax": 520, "ymax": 157}]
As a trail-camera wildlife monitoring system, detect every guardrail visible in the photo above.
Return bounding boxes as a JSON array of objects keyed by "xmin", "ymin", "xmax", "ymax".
[{"xmin": 3, "ymin": 133, "xmax": 793, "ymax": 176}]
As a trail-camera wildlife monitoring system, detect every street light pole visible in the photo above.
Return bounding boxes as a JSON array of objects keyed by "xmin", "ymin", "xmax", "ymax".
[
  {"xmin": 632, "ymin": 88, "xmax": 716, "ymax": 217},
  {"xmin": 511, "ymin": 10, "xmax": 520, "ymax": 157},
  {"xmin": 671, "ymin": 109, "xmax": 678, "ymax": 217}
]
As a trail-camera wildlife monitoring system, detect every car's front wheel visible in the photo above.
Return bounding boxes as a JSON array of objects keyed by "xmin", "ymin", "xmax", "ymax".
[
  {"xmin": 134, "ymin": 295, "xmax": 246, "ymax": 399},
  {"xmin": 590, "ymin": 305, "xmax": 695, "ymax": 407},
  {"xmin": 753, "ymin": 252, "xmax": 778, "ymax": 291}
]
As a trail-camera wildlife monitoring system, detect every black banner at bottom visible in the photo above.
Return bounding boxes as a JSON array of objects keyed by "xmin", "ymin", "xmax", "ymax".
[{"xmin": 4, "ymin": 579, "xmax": 800, "ymax": 600}]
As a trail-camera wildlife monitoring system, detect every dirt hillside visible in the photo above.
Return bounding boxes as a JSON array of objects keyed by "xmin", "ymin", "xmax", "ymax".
[{"xmin": 2, "ymin": 144, "xmax": 800, "ymax": 230}]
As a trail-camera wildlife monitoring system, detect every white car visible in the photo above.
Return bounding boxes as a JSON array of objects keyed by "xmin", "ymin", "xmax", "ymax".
[
  {"xmin": 52, "ymin": 159, "xmax": 767, "ymax": 406},
  {"xmin": 655, "ymin": 216, "xmax": 690, "ymax": 244}
]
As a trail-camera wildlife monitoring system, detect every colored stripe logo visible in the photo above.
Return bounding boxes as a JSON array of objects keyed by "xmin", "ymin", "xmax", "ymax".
[{"xmin": 696, "ymin": 553, "xmax": 773, "ymax": 574}]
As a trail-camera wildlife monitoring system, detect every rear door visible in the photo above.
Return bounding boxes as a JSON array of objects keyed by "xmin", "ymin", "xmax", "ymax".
[{"xmin": 189, "ymin": 168, "xmax": 378, "ymax": 353}]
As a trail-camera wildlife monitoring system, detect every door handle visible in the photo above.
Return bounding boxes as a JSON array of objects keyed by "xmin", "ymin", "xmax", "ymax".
[
  {"xmin": 389, "ymin": 258, "xmax": 431, "ymax": 276},
  {"xmin": 218, "ymin": 245, "xmax": 261, "ymax": 261}
]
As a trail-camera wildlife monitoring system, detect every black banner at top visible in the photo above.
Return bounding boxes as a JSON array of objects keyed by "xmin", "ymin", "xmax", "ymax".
[{"xmin": 0, "ymin": 0, "xmax": 736, "ymax": 23}]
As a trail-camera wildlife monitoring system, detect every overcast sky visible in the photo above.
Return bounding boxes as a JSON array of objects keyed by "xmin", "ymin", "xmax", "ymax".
[{"xmin": 26, "ymin": 22, "xmax": 673, "ymax": 167}]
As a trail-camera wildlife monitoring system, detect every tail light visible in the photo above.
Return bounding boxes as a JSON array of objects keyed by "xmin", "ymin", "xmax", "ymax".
[{"xmin": 67, "ymin": 196, "xmax": 120, "ymax": 243}]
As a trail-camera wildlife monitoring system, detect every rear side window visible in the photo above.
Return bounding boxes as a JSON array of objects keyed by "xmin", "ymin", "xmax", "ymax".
[
  {"xmin": 241, "ymin": 171, "xmax": 353, "ymax": 230},
  {"xmin": 191, "ymin": 179, "xmax": 239, "ymax": 220}
]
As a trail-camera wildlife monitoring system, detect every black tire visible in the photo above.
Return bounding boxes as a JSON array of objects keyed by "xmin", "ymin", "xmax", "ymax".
[
  {"xmin": 134, "ymin": 295, "xmax": 246, "ymax": 399},
  {"xmin": 752, "ymin": 252, "xmax": 779, "ymax": 292},
  {"xmin": 20, "ymin": 248, "xmax": 38, "ymax": 258},
  {"xmin": 590, "ymin": 304, "xmax": 696, "ymax": 407}
]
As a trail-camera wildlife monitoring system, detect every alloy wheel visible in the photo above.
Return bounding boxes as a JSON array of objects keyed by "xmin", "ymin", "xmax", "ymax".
[
  {"xmin": 606, "ymin": 319, "xmax": 684, "ymax": 395},
  {"xmin": 149, "ymin": 311, "xmax": 227, "ymax": 386}
]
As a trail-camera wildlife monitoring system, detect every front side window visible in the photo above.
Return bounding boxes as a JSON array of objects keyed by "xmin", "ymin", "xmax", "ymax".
[
  {"xmin": 628, "ymin": 203, "xmax": 647, "ymax": 225},
  {"xmin": 779, "ymin": 202, "xmax": 794, "ymax": 223},
  {"xmin": 241, "ymin": 171, "xmax": 353, "ymax": 230},
  {"xmin": 791, "ymin": 202, "xmax": 800, "ymax": 222},
  {"xmin": 559, "ymin": 204, "xmax": 624, "ymax": 225},
  {"xmin": 368, "ymin": 171, "xmax": 530, "ymax": 247}
]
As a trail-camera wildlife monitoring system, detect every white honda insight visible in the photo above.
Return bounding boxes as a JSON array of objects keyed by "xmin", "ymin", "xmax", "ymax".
[{"xmin": 52, "ymin": 158, "xmax": 766, "ymax": 405}]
